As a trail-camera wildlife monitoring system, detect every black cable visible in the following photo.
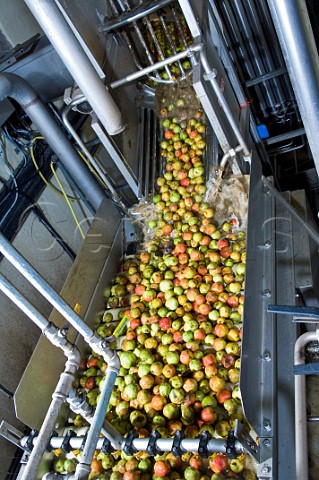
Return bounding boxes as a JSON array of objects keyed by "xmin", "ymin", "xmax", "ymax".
[
  {"xmin": 0, "ymin": 383, "xmax": 14, "ymax": 399},
  {"xmin": 31, "ymin": 206, "xmax": 76, "ymax": 261}
]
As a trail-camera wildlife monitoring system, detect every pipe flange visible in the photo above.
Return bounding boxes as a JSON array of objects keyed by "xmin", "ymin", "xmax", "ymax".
[
  {"xmin": 172, "ymin": 430, "xmax": 184, "ymax": 457},
  {"xmin": 61, "ymin": 429, "xmax": 77, "ymax": 453},
  {"xmin": 226, "ymin": 430, "xmax": 236, "ymax": 459},
  {"xmin": 146, "ymin": 430, "xmax": 162, "ymax": 456},
  {"xmin": 198, "ymin": 430, "xmax": 211, "ymax": 458},
  {"xmin": 123, "ymin": 430, "xmax": 138, "ymax": 456}
]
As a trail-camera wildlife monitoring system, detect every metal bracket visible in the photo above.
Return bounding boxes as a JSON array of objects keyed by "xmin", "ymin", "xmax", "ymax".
[
  {"xmin": 257, "ymin": 457, "xmax": 273, "ymax": 479},
  {"xmin": 61, "ymin": 429, "xmax": 77, "ymax": 453},
  {"xmin": 101, "ymin": 437, "xmax": 113, "ymax": 454},
  {"xmin": 234, "ymin": 420, "xmax": 260, "ymax": 461},
  {"xmin": 198, "ymin": 430, "xmax": 211, "ymax": 458},
  {"xmin": 24, "ymin": 429, "xmax": 38, "ymax": 453},
  {"xmin": 80, "ymin": 432, "xmax": 88, "ymax": 451},
  {"xmin": 123, "ymin": 430, "xmax": 138, "ymax": 456},
  {"xmin": 226, "ymin": 430, "xmax": 236, "ymax": 459},
  {"xmin": 146, "ymin": 430, "xmax": 162, "ymax": 456},
  {"xmin": 0, "ymin": 421, "xmax": 26, "ymax": 450},
  {"xmin": 203, "ymin": 69, "xmax": 217, "ymax": 82},
  {"xmin": 268, "ymin": 304, "xmax": 319, "ymax": 323},
  {"xmin": 172, "ymin": 430, "xmax": 184, "ymax": 457},
  {"xmin": 0, "ymin": 34, "xmax": 40, "ymax": 70}
]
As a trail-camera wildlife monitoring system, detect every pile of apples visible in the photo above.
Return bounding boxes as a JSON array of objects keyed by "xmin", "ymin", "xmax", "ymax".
[{"xmin": 53, "ymin": 99, "xmax": 255, "ymax": 480}]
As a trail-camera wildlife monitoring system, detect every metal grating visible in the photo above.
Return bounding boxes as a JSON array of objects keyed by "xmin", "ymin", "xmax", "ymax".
[{"xmin": 101, "ymin": 0, "xmax": 194, "ymax": 85}]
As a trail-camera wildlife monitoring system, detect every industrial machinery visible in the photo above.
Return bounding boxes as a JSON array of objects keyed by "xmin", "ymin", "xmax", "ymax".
[{"xmin": 0, "ymin": 1, "xmax": 319, "ymax": 479}]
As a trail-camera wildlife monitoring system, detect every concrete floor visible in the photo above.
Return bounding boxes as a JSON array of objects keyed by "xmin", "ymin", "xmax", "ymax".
[{"xmin": 0, "ymin": 173, "xmax": 91, "ymax": 479}]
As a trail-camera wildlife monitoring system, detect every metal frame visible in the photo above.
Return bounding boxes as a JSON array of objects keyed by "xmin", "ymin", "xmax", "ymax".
[{"xmin": 267, "ymin": 0, "xmax": 319, "ymax": 179}]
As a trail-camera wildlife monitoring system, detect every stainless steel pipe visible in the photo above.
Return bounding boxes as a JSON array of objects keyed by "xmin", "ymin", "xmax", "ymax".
[
  {"xmin": 46, "ymin": 435, "xmax": 243, "ymax": 455},
  {"xmin": 24, "ymin": 0, "xmax": 125, "ymax": 136},
  {"xmin": 110, "ymin": 44, "xmax": 202, "ymax": 89},
  {"xmin": 62, "ymin": 99, "xmax": 128, "ymax": 216},
  {"xmin": 0, "ymin": 72, "xmax": 105, "ymax": 211},
  {"xmin": 267, "ymin": 0, "xmax": 319, "ymax": 177},
  {"xmin": 200, "ymin": 51, "xmax": 251, "ymax": 158},
  {"xmin": 294, "ymin": 330, "xmax": 319, "ymax": 480}
]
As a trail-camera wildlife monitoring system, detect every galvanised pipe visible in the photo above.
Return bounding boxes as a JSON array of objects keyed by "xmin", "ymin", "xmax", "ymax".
[
  {"xmin": 24, "ymin": 0, "xmax": 125, "ymax": 136},
  {"xmin": 0, "ymin": 272, "xmax": 49, "ymax": 331},
  {"xmin": 0, "ymin": 274, "xmax": 82, "ymax": 480},
  {"xmin": 267, "ymin": 0, "xmax": 319, "ymax": 177},
  {"xmin": 0, "ymin": 232, "xmax": 120, "ymax": 367},
  {"xmin": 74, "ymin": 369, "xmax": 118, "ymax": 480},
  {"xmin": 21, "ymin": 357, "xmax": 79, "ymax": 480},
  {"xmin": 0, "ymin": 72, "xmax": 105, "ymax": 211}
]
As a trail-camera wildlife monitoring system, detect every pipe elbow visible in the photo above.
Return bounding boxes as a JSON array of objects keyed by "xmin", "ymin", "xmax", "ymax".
[
  {"xmin": 0, "ymin": 74, "xmax": 13, "ymax": 102},
  {"xmin": 66, "ymin": 344, "xmax": 81, "ymax": 369},
  {"xmin": 0, "ymin": 72, "xmax": 38, "ymax": 108},
  {"xmin": 104, "ymin": 347, "xmax": 120, "ymax": 373}
]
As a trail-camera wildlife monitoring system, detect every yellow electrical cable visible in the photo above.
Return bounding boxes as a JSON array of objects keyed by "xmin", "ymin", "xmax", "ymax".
[
  {"xmin": 30, "ymin": 136, "xmax": 75, "ymax": 201},
  {"xmin": 31, "ymin": 136, "xmax": 108, "ymax": 195},
  {"xmin": 50, "ymin": 162, "xmax": 85, "ymax": 240}
]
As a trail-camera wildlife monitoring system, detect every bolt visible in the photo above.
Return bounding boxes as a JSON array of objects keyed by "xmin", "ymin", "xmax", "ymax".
[
  {"xmin": 261, "ymin": 465, "xmax": 271, "ymax": 474},
  {"xmin": 263, "ymin": 289, "xmax": 271, "ymax": 297},
  {"xmin": 263, "ymin": 418, "xmax": 271, "ymax": 431},
  {"xmin": 263, "ymin": 439, "xmax": 270, "ymax": 447},
  {"xmin": 59, "ymin": 328, "xmax": 68, "ymax": 337},
  {"xmin": 263, "ymin": 350, "xmax": 271, "ymax": 361},
  {"xmin": 264, "ymin": 240, "xmax": 271, "ymax": 248}
]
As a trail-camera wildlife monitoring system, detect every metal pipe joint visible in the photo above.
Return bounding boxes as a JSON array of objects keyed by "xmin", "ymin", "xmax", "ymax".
[
  {"xmin": 43, "ymin": 323, "xmax": 81, "ymax": 371},
  {"xmin": 87, "ymin": 335, "xmax": 120, "ymax": 372}
]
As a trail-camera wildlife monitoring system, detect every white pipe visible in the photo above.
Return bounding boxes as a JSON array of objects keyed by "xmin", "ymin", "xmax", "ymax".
[
  {"xmin": 24, "ymin": 0, "xmax": 125, "ymax": 136},
  {"xmin": 294, "ymin": 329, "xmax": 319, "ymax": 480}
]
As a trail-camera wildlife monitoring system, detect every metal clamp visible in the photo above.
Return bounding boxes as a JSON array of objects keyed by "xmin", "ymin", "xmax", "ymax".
[
  {"xmin": 24, "ymin": 430, "xmax": 38, "ymax": 453},
  {"xmin": 226, "ymin": 430, "xmax": 236, "ymax": 458},
  {"xmin": 268, "ymin": 304, "xmax": 319, "ymax": 322},
  {"xmin": 172, "ymin": 430, "xmax": 184, "ymax": 457},
  {"xmin": 198, "ymin": 430, "xmax": 211, "ymax": 458},
  {"xmin": 101, "ymin": 437, "xmax": 113, "ymax": 454},
  {"xmin": 146, "ymin": 430, "xmax": 162, "ymax": 456},
  {"xmin": 123, "ymin": 430, "xmax": 138, "ymax": 456},
  {"xmin": 80, "ymin": 432, "xmax": 88, "ymax": 451},
  {"xmin": 61, "ymin": 429, "xmax": 77, "ymax": 453}
]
